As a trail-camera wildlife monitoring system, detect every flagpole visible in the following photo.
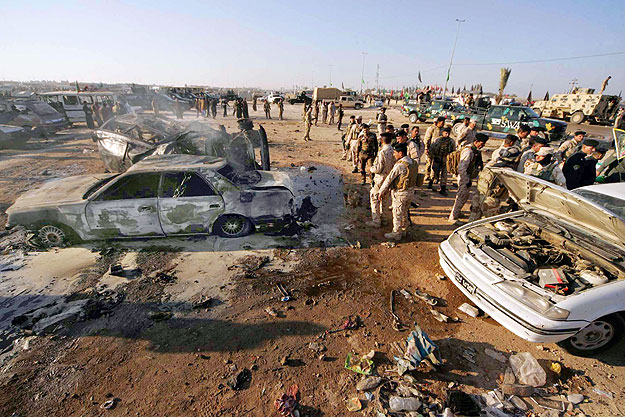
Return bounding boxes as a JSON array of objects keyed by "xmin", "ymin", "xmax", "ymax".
[{"xmin": 444, "ymin": 18, "xmax": 465, "ymax": 99}]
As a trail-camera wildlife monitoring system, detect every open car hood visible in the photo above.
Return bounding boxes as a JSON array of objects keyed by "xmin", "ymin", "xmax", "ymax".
[{"xmin": 490, "ymin": 168, "xmax": 625, "ymax": 247}]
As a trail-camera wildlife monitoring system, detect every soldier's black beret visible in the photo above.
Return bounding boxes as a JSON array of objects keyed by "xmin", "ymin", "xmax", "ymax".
[
  {"xmin": 381, "ymin": 132, "xmax": 393, "ymax": 138},
  {"xmin": 530, "ymin": 125, "xmax": 545, "ymax": 132},
  {"xmin": 442, "ymin": 127, "xmax": 452, "ymax": 133},
  {"xmin": 518, "ymin": 125, "xmax": 531, "ymax": 133},
  {"xmin": 393, "ymin": 143, "xmax": 408, "ymax": 154},
  {"xmin": 396, "ymin": 129, "xmax": 407, "ymax": 136},
  {"xmin": 361, "ymin": 123, "xmax": 369, "ymax": 128},
  {"xmin": 583, "ymin": 138, "xmax": 599, "ymax": 147},
  {"xmin": 534, "ymin": 136, "xmax": 549, "ymax": 145},
  {"xmin": 436, "ymin": 116, "xmax": 446, "ymax": 122},
  {"xmin": 475, "ymin": 133, "xmax": 489, "ymax": 142},
  {"xmin": 595, "ymin": 143, "xmax": 609, "ymax": 153},
  {"xmin": 574, "ymin": 130, "xmax": 586, "ymax": 136},
  {"xmin": 400, "ymin": 123, "xmax": 409, "ymax": 129}
]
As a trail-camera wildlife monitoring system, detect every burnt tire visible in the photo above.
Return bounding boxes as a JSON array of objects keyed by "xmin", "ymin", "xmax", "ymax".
[
  {"xmin": 570, "ymin": 111, "xmax": 586, "ymax": 124},
  {"xmin": 36, "ymin": 223, "xmax": 80, "ymax": 247},
  {"xmin": 408, "ymin": 113, "xmax": 418, "ymax": 123},
  {"xmin": 557, "ymin": 314, "xmax": 625, "ymax": 356},
  {"xmin": 214, "ymin": 215, "xmax": 253, "ymax": 238}
]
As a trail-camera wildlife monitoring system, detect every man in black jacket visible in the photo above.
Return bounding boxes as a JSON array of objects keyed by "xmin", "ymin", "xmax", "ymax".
[{"xmin": 562, "ymin": 138, "xmax": 598, "ymax": 189}]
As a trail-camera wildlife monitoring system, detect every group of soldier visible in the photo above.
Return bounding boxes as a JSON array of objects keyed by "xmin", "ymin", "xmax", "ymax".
[
  {"xmin": 302, "ymin": 100, "xmax": 344, "ymax": 141},
  {"xmin": 191, "ymin": 95, "xmax": 286, "ymax": 121}
]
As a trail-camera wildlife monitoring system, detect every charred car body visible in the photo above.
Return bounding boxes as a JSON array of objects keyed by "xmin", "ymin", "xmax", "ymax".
[
  {"xmin": 0, "ymin": 124, "xmax": 30, "ymax": 149},
  {"xmin": 0, "ymin": 99, "xmax": 68, "ymax": 136},
  {"xmin": 440, "ymin": 169, "xmax": 625, "ymax": 356},
  {"xmin": 6, "ymin": 155, "xmax": 296, "ymax": 245},
  {"xmin": 93, "ymin": 114, "xmax": 270, "ymax": 173}
]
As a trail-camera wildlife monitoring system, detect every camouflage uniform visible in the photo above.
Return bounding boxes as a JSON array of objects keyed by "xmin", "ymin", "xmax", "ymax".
[
  {"xmin": 342, "ymin": 120, "xmax": 355, "ymax": 159},
  {"xmin": 456, "ymin": 124, "xmax": 477, "ymax": 147},
  {"xmin": 368, "ymin": 144, "xmax": 395, "ymax": 225},
  {"xmin": 556, "ymin": 138, "xmax": 582, "ymax": 163},
  {"xmin": 524, "ymin": 160, "xmax": 566, "ymax": 187},
  {"xmin": 321, "ymin": 102, "xmax": 328, "ymax": 124},
  {"xmin": 376, "ymin": 111, "xmax": 388, "ymax": 135},
  {"xmin": 450, "ymin": 144, "xmax": 482, "ymax": 221},
  {"xmin": 303, "ymin": 110, "xmax": 313, "ymax": 141},
  {"xmin": 278, "ymin": 101, "xmax": 284, "ymax": 120},
  {"xmin": 379, "ymin": 156, "xmax": 418, "ymax": 237},
  {"xmin": 424, "ymin": 124, "xmax": 444, "ymax": 181},
  {"xmin": 517, "ymin": 149, "xmax": 537, "ymax": 172},
  {"xmin": 428, "ymin": 135, "xmax": 456, "ymax": 189},
  {"xmin": 358, "ymin": 131, "xmax": 378, "ymax": 182},
  {"xmin": 349, "ymin": 123, "xmax": 363, "ymax": 169}
]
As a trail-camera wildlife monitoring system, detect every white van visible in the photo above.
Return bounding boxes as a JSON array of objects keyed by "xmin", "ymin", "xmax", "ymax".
[{"xmin": 39, "ymin": 91, "xmax": 117, "ymax": 124}]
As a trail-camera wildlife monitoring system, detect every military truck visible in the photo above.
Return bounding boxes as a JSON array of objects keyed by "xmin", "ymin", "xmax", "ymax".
[
  {"xmin": 287, "ymin": 90, "xmax": 313, "ymax": 105},
  {"xmin": 532, "ymin": 88, "xmax": 621, "ymax": 125},
  {"xmin": 448, "ymin": 105, "xmax": 568, "ymax": 141}
]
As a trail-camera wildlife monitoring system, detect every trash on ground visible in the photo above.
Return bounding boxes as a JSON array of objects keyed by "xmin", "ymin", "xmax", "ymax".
[
  {"xmin": 592, "ymin": 387, "xmax": 614, "ymax": 399},
  {"xmin": 275, "ymin": 384, "xmax": 299, "ymax": 416},
  {"xmin": 447, "ymin": 390, "xmax": 481, "ymax": 416},
  {"xmin": 109, "ymin": 263, "xmax": 124, "ymax": 276},
  {"xmin": 393, "ymin": 324, "xmax": 442, "ymax": 374},
  {"xmin": 500, "ymin": 384, "xmax": 535, "ymax": 397},
  {"xmin": 346, "ymin": 397, "xmax": 362, "ymax": 412},
  {"xmin": 567, "ymin": 393, "xmax": 584, "ymax": 404},
  {"xmin": 509, "ymin": 352, "xmax": 546, "ymax": 387},
  {"xmin": 356, "ymin": 376, "xmax": 383, "ymax": 391},
  {"xmin": 389, "ymin": 396, "xmax": 422, "ymax": 412},
  {"xmin": 345, "ymin": 352, "xmax": 374, "ymax": 375},
  {"xmin": 413, "ymin": 288, "xmax": 439, "ymax": 306},
  {"xmin": 484, "ymin": 348, "xmax": 507, "ymax": 363},
  {"xmin": 458, "ymin": 303, "xmax": 479, "ymax": 318},
  {"xmin": 227, "ymin": 368, "xmax": 251, "ymax": 390},
  {"xmin": 148, "ymin": 311, "xmax": 173, "ymax": 321}
]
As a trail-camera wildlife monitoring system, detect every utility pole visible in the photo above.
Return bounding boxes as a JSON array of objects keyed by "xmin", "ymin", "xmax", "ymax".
[
  {"xmin": 443, "ymin": 18, "xmax": 465, "ymax": 99},
  {"xmin": 375, "ymin": 64, "xmax": 380, "ymax": 93},
  {"xmin": 329, "ymin": 65, "xmax": 333, "ymax": 86},
  {"xmin": 360, "ymin": 52, "xmax": 368, "ymax": 94}
]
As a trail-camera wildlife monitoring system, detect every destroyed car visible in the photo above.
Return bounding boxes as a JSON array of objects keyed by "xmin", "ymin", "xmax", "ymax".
[
  {"xmin": 93, "ymin": 114, "xmax": 270, "ymax": 173},
  {"xmin": 0, "ymin": 124, "xmax": 30, "ymax": 149},
  {"xmin": 6, "ymin": 155, "xmax": 296, "ymax": 246},
  {"xmin": 0, "ymin": 99, "xmax": 68, "ymax": 136},
  {"xmin": 439, "ymin": 170, "xmax": 625, "ymax": 356}
]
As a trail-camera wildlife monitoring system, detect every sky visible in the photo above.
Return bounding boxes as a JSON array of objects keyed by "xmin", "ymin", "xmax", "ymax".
[{"xmin": 1, "ymin": 0, "xmax": 625, "ymax": 96}]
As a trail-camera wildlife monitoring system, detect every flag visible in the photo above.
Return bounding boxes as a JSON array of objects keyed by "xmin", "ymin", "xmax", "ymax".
[
  {"xmin": 418, "ymin": 71, "xmax": 422, "ymax": 83},
  {"xmin": 527, "ymin": 90, "xmax": 532, "ymax": 103},
  {"xmin": 451, "ymin": 86, "xmax": 455, "ymax": 94},
  {"xmin": 75, "ymin": 81, "xmax": 80, "ymax": 92},
  {"xmin": 342, "ymin": 82, "xmax": 344, "ymax": 90},
  {"xmin": 544, "ymin": 91, "xmax": 550, "ymax": 100},
  {"xmin": 479, "ymin": 85, "xmax": 483, "ymax": 95}
]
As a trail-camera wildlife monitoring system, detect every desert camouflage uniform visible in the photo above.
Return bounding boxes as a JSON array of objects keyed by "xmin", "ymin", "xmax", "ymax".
[
  {"xmin": 342, "ymin": 120, "xmax": 355, "ymax": 159},
  {"xmin": 379, "ymin": 156, "xmax": 418, "ymax": 234},
  {"xmin": 556, "ymin": 138, "xmax": 582, "ymax": 163},
  {"xmin": 524, "ymin": 160, "xmax": 566, "ymax": 187},
  {"xmin": 424, "ymin": 124, "xmax": 444, "ymax": 181},
  {"xmin": 369, "ymin": 144, "xmax": 395, "ymax": 224},
  {"xmin": 349, "ymin": 123, "xmax": 363, "ymax": 168},
  {"xmin": 450, "ymin": 144, "xmax": 482, "ymax": 221},
  {"xmin": 376, "ymin": 112, "xmax": 388, "ymax": 135},
  {"xmin": 358, "ymin": 131, "xmax": 378, "ymax": 182},
  {"xmin": 456, "ymin": 124, "xmax": 477, "ymax": 147},
  {"xmin": 517, "ymin": 149, "xmax": 537, "ymax": 172},
  {"xmin": 303, "ymin": 110, "xmax": 313, "ymax": 141}
]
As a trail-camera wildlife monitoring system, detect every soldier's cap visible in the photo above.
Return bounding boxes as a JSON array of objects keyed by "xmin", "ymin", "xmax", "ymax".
[
  {"xmin": 574, "ymin": 130, "xmax": 586, "ymax": 136},
  {"xmin": 475, "ymin": 133, "xmax": 489, "ymax": 142},
  {"xmin": 361, "ymin": 123, "xmax": 369, "ymax": 128},
  {"xmin": 582, "ymin": 138, "xmax": 599, "ymax": 147},
  {"xmin": 505, "ymin": 134, "xmax": 519, "ymax": 142},
  {"xmin": 536, "ymin": 147, "xmax": 554, "ymax": 157},
  {"xmin": 533, "ymin": 137, "xmax": 549, "ymax": 145},
  {"xmin": 349, "ymin": 115, "xmax": 356, "ymax": 119},
  {"xmin": 381, "ymin": 107, "xmax": 386, "ymax": 111},
  {"xmin": 393, "ymin": 142, "xmax": 408, "ymax": 154},
  {"xmin": 518, "ymin": 125, "xmax": 531, "ymax": 133},
  {"xmin": 530, "ymin": 125, "xmax": 545, "ymax": 132},
  {"xmin": 356, "ymin": 115, "xmax": 363, "ymax": 120},
  {"xmin": 381, "ymin": 132, "xmax": 393, "ymax": 139},
  {"xmin": 400, "ymin": 123, "xmax": 409, "ymax": 129},
  {"xmin": 436, "ymin": 116, "xmax": 446, "ymax": 123},
  {"xmin": 500, "ymin": 147, "xmax": 521, "ymax": 159},
  {"xmin": 442, "ymin": 127, "xmax": 452, "ymax": 133},
  {"xmin": 396, "ymin": 129, "xmax": 407, "ymax": 137},
  {"xmin": 595, "ymin": 143, "xmax": 609, "ymax": 153}
]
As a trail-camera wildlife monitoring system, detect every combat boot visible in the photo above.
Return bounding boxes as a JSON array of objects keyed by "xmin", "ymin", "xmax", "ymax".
[
  {"xmin": 427, "ymin": 180, "xmax": 433, "ymax": 190},
  {"xmin": 365, "ymin": 220, "xmax": 381, "ymax": 228},
  {"xmin": 439, "ymin": 186, "xmax": 448, "ymax": 196},
  {"xmin": 384, "ymin": 231, "xmax": 402, "ymax": 241}
]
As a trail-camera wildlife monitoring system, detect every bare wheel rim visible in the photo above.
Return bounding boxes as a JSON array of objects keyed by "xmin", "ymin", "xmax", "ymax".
[
  {"xmin": 38, "ymin": 225, "xmax": 65, "ymax": 246},
  {"xmin": 570, "ymin": 320, "xmax": 615, "ymax": 350},
  {"xmin": 221, "ymin": 217, "xmax": 245, "ymax": 236}
]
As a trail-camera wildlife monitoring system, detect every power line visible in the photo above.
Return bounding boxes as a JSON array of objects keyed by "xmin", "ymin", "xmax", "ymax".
[{"xmin": 454, "ymin": 51, "xmax": 625, "ymax": 66}]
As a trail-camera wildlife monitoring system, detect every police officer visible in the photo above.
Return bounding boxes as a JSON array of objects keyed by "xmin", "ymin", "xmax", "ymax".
[
  {"xmin": 367, "ymin": 133, "xmax": 395, "ymax": 228},
  {"xmin": 563, "ymin": 138, "xmax": 599, "ymax": 189},
  {"xmin": 424, "ymin": 117, "xmax": 446, "ymax": 182},
  {"xmin": 517, "ymin": 124, "xmax": 532, "ymax": 150},
  {"xmin": 427, "ymin": 126, "xmax": 456, "ymax": 195},
  {"xmin": 376, "ymin": 107, "xmax": 388, "ymax": 135},
  {"xmin": 518, "ymin": 136, "xmax": 549, "ymax": 172},
  {"xmin": 556, "ymin": 130, "xmax": 585, "ymax": 163},
  {"xmin": 524, "ymin": 147, "xmax": 566, "ymax": 187},
  {"xmin": 487, "ymin": 134, "xmax": 521, "ymax": 168},
  {"xmin": 378, "ymin": 142, "xmax": 418, "ymax": 240},
  {"xmin": 303, "ymin": 106, "xmax": 314, "ymax": 141},
  {"xmin": 357, "ymin": 123, "xmax": 378, "ymax": 184}
]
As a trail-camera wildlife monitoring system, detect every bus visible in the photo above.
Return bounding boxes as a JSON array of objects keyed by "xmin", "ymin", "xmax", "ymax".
[{"xmin": 39, "ymin": 91, "xmax": 117, "ymax": 124}]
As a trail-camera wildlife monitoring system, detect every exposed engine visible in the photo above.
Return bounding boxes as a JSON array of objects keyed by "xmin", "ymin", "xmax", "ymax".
[{"xmin": 463, "ymin": 217, "xmax": 625, "ymax": 296}]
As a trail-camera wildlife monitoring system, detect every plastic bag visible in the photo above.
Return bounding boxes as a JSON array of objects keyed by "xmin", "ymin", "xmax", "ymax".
[{"xmin": 509, "ymin": 352, "xmax": 546, "ymax": 387}]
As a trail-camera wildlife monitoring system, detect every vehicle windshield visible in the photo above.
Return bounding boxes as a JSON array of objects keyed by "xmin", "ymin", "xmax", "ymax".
[
  {"xmin": 83, "ymin": 175, "xmax": 119, "ymax": 199},
  {"xmin": 523, "ymin": 107, "xmax": 540, "ymax": 118},
  {"xmin": 28, "ymin": 102, "xmax": 58, "ymax": 116},
  {"xmin": 217, "ymin": 163, "xmax": 261, "ymax": 186},
  {"xmin": 574, "ymin": 189, "xmax": 625, "ymax": 220}
]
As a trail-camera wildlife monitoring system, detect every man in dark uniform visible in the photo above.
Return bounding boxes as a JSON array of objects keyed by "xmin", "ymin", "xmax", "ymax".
[
  {"xmin": 82, "ymin": 101, "xmax": 95, "ymax": 129},
  {"xmin": 562, "ymin": 138, "xmax": 599, "ymax": 190}
]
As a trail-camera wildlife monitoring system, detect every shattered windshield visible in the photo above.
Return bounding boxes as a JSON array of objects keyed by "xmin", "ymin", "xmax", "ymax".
[
  {"xmin": 217, "ymin": 163, "xmax": 261, "ymax": 186},
  {"xmin": 83, "ymin": 175, "xmax": 119, "ymax": 199}
]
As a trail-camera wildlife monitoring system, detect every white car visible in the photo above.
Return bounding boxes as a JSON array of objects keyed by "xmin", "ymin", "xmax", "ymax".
[
  {"xmin": 267, "ymin": 93, "xmax": 284, "ymax": 104},
  {"xmin": 439, "ymin": 169, "xmax": 625, "ymax": 356}
]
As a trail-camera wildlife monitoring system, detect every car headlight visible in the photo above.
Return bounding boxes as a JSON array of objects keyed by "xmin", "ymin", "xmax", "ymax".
[{"xmin": 495, "ymin": 281, "xmax": 570, "ymax": 320}]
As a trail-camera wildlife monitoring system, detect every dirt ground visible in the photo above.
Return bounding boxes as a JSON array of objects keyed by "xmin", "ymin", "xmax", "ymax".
[{"xmin": 0, "ymin": 103, "xmax": 623, "ymax": 417}]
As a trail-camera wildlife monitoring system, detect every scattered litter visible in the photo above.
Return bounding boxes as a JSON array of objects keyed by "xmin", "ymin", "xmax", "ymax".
[
  {"xmin": 549, "ymin": 361, "xmax": 562, "ymax": 375},
  {"xmin": 100, "ymin": 398, "xmax": 119, "ymax": 410},
  {"xmin": 277, "ymin": 283, "xmax": 292, "ymax": 301},
  {"xmin": 567, "ymin": 393, "xmax": 584, "ymax": 404},
  {"xmin": 275, "ymin": 384, "xmax": 299, "ymax": 416},
  {"xmin": 227, "ymin": 369, "xmax": 251, "ymax": 390},
  {"xmin": 509, "ymin": 395, "xmax": 528, "ymax": 411},
  {"xmin": 460, "ymin": 351, "xmax": 476, "ymax": 364},
  {"xmin": 430, "ymin": 309, "xmax": 455, "ymax": 323},
  {"xmin": 500, "ymin": 384, "xmax": 535, "ymax": 397},
  {"xmin": 109, "ymin": 264, "xmax": 124, "ymax": 276},
  {"xmin": 393, "ymin": 324, "xmax": 442, "ymax": 374},
  {"xmin": 437, "ymin": 274, "xmax": 447, "ymax": 280},
  {"xmin": 458, "ymin": 303, "xmax": 479, "ymax": 318},
  {"xmin": 265, "ymin": 307, "xmax": 279, "ymax": 318},
  {"xmin": 356, "ymin": 376, "xmax": 383, "ymax": 391},
  {"xmin": 326, "ymin": 315, "xmax": 360, "ymax": 334},
  {"xmin": 503, "ymin": 367, "xmax": 515, "ymax": 385},
  {"xmin": 364, "ymin": 392, "xmax": 374, "ymax": 401},
  {"xmin": 344, "ymin": 224, "xmax": 355, "ymax": 231},
  {"xmin": 509, "ymin": 352, "xmax": 546, "ymax": 387},
  {"xmin": 447, "ymin": 390, "xmax": 480, "ymax": 416},
  {"xmin": 381, "ymin": 241, "xmax": 396, "ymax": 248},
  {"xmin": 362, "ymin": 350, "xmax": 376, "ymax": 360},
  {"xmin": 413, "ymin": 289, "xmax": 439, "ymax": 306},
  {"xmin": 347, "ymin": 397, "xmax": 362, "ymax": 412},
  {"xmin": 592, "ymin": 387, "xmax": 614, "ymax": 399},
  {"xmin": 484, "ymin": 348, "xmax": 507, "ymax": 363},
  {"xmin": 390, "ymin": 290, "xmax": 402, "ymax": 331},
  {"xmin": 192, "ymin": 296, "xmax": 214, "ymax": 309},
  {"xmin": 399, "ymin": 289, "xmax": 413, "ymax": 301},
  {"xmin": 389, "ymin": 396, "xmax": 422, "ymax": 412},
  {"xmin": 345, "ymin": 352, "xmax": 374, "ymax": 375},
  {"xmin": 529, "ymin": 396, "xmax": 566, "ymax": 412},
  {"xmin": 442, "ymin": 408, "xmax": 455, "ymax": 417},
  {"xmin": 308, "ymin": 342, "xmax": 326, "ymax": 353}
]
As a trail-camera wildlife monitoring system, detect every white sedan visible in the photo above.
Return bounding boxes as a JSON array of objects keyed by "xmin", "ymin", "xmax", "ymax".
[{"xmin": 439, "ymin": 170, "xmax": 625, "ymax": 356}]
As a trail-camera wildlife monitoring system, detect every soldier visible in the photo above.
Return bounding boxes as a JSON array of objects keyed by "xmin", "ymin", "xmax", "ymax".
[
  {"xmin": 465, "ymin": 93, "xmax": 475, "ymax": 107},
  {"xmin": 222, "ymin": 99, "xmax": 228, "ymax": 117},
  {"xmin": 449, "ymin": 133, "xmax": 489, "ymax": 225},
  {"xmin": 409, "ymin": 126, "xmax": 425, "ymax": 163},
  {"xmin": 396, "ymin": 129, "xmax": 420, "ymax": 165},
  {"xmin": 252, "ymin": 95, "xmax": 258, "ymax": 112},
  {"xmin": 264, "ymin": 100, "xmax": 271, "ymax": 119},
  {"xmin": 349, "ymin": 115, "xmax": 364, "ymax": 172},
  {"xmin": 195, "ymin": 96, "xmax": 202, "ymax": 118},
  {"xmin": 341, "ymin": 115, "xmax": 356, "ymax": 160},
  {"xmin": 376, "ymin": 107, "xmax": 388, "ymax": 135},
  {"xmin": 399, "ymin": 124, "xmax": 410, "ymax": 136},
  {"xmin": 321, "ymin": 101, "xmax": 328, "ymax": 124},
  {"xmin": 517, "ymin": 136, "xmax": 549, "ymax": 172},
  {"xmin": 366, "ymin": 133, "xmax": 395, "ymax": 228},
  {"xmin": 82, "ymin": 102, "xmax": 95, "ymax": 129},
  {"xmin": 329, "ymin": 101, "xmax": 336, "ymax": 125},
  {"xmin": 211, "ymin": 99, "xmax": 217, "ymax": 118},
  {"xmin": 303, "ymin": 106, "xmax": 313, "ymax": 141},
  {"xmin": 91, "ymin": 102, "xmax": 103, "ymax": 127},
  {"xmin": 424, "ymin": 117, "xmax": 446, "ymax": 182},
  {"xmin": 452, "ymin": 117, "xmax": 469, "ymax": 140},
  {"xmin": 517, "ymin": 124, "xmax": 531, "ymax": 150},
  {"xmin": 563, "ymin": 138, "xmax": 599, "ymax": 189},
  {"xmin": 313, "ymin": 101, "xmax": 320, "ymax": 126},
  {"xmin": 337, "ymin": 103, "xmax": 344, "ymax": 130},
  {"xmin": 427, "ymin": 127, "xmax": 456, "ymax": 195},
  {"xmin": 101, "ymin": 102, "xmax": 113, "ymax": 123},
  {"xmin": 203, "ymin": 95, "xmax": 209, "ymax": 118},
  {"xmin": 599, "ymin": 75, "xmax": 611, "ymax": 94},
  {"xmin": 377, "ymin": 142, "xmax": 418, "ymax": 241},
  {"xmin": 524, "ymin": 147, "xmax": 566, "ymax": 187},
  {"xmin": 614, "ymin": 108, "xmax": 625, "ymax": 129},
  {"xmin": 556, "ymin": 130, "xmax": 585, "ymax": 163},
  {"xmin": 357, "ymin": 123, "xmax": 378, "ymax": 184},
  {"xmin": 487, "ymin": 134, "xmax": 521, "ymax": 168},
  {"xmin": 456, "ymin": 117, "xmax": 477, "ymax": 147},
  {"xmin": 529, "ymin": 125, "xmax": 546, "ymax": 144},
  {"xmin": 278, "ymin": 99, "xmax": 284, "ymax": 120}
]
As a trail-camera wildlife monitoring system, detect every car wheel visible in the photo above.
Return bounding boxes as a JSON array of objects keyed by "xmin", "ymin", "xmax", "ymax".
[
  {"xmin": 354, "ymin": 104, "xmax": 362, "ymax": 110},
  {"xmin": 214, "ymin": 215, "xmax": 253, "ymax": 238},
  {"xmin": 557, "ymin": 314, "xmax": 625, "ymax": 356},
  {"xmin": 37, "ymin": 224, "xmax": 79, "ymax": 247},
  {"xmin": 409, "ymin": 113, "xmax": 418, "ymax": 123},
  {"xmin": 570, "ymin": 111, "xmax": 586, "ymax": 124}
]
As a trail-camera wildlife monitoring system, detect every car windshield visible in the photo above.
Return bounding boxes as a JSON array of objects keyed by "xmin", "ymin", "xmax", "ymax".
[
  {"xmin": 523, "ymin": 107, "xmax": 540, "ymax": 118},
  {"xmin": 574, "ymin": 189, "xmax": 625, "ymax": 220},
  {"xmin": 28, "ymin": 102, "xmax": 58, "ymax": 116},
  {"xmin": 83, "ymin": 175, "xmax": 119, "ymax": 199},
  {"xmin": 217, "ymin": 163, "xmax": 261, "ymax": 186}
]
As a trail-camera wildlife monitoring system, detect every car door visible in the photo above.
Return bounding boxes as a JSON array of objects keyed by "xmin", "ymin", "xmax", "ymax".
[
  {"xmin": 484, "ymin": 106, "xmax": 505, "ymax": 132},
  {"xmin": 158, "ymin": 171, "xmax": 225, "ymax": 235},
  {"xmin": 85, "ymin": 173, "xmax": 164, "ymax": 238}
]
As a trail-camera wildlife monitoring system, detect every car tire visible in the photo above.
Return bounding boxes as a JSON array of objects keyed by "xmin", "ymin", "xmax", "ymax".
[
  {"xmin": 557, "ymin": 313, "xmax": 625, "ymax": 356},
  {"xmin": 36, "ymin": 223, "xmax": 80, "ymax": 247},
  {"xmin": 570, "ymin": 111, "xmax": 586, "ymax": 124},
  {"xmin": 409, "ymin": 113, "xmax": 418, "ymax": 123},
  {"xmin": 214, "ymin": 215, "xmax": 253, "ymax": 238},
  {"xmin": 354, "ymin": 103, "xmax": 362, "ymax": 110}
]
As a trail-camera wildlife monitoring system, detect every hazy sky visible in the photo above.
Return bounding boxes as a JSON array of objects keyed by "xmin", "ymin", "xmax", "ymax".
[{"xmin": 1, "ymin": 0, "xmax": 624, "ymax": 96}]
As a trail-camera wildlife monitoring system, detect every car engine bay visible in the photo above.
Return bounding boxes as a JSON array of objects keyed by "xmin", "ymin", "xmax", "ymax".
[{"xmin": 462, "ymin": 216, "xmax": 625, "ymax": 296}]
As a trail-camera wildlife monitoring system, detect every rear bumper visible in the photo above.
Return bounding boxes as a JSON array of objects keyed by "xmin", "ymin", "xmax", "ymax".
[{"xmin": 438, "ymin": 242, "xmax": 584, "ymax": 343}]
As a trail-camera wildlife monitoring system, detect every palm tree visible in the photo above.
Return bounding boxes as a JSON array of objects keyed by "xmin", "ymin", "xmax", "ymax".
[{"xmin": 496, "ymin": 68, "xmax": 511, "ymax": 104}]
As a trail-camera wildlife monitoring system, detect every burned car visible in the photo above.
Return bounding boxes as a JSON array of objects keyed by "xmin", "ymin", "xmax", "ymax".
[
  {"xmin": 0, "ymin": 99, "xmax": 68, "ymax": 136},
  {"xmin": 439, "ymin": 170, "xmax": 625, "ymax": 356},
  {"xmin": 94, "ymin": 114, "xmax": 270, "ymax": 173},
  {"xmin": 0, "ymin": 124, "xmax": 30, "ymax": 149},
  {"xmin": 6, "ymin": 155, "xmax": 296, "ymax": 245}
]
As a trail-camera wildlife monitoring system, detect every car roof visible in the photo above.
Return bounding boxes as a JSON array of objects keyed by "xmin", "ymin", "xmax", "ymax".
[
  {"xmin": 127, "ymin": 155, "xmax": 227, "ymax": 173},
  {"xmin": 574, "ymin": 182, "xmax": 625, "ymax": 200}
]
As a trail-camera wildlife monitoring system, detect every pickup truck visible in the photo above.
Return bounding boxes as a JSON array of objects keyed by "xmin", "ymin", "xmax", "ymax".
[
  {"xmin": 446, "ymin": 105, "xmax": 568, "ymax": 141},
  {"xmin": 288, "ymin": 91, "xmax": 313, "ymax": 105},
  {"xmin": 402, "ymin": 99, "xmax": 461, "ymax": 123},
  {"xmin": 334, "ymin": 96, "xmax": 364, "ymax": 110}
]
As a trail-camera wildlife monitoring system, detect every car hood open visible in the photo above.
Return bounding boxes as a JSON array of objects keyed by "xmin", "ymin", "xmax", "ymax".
[
  {"xmin": 8, "ymin": 174, "xmax": 116, "ymax": 211},
  {"xmin": 490, "ymin": 168, "xmax": 625, "ymax": 247}
]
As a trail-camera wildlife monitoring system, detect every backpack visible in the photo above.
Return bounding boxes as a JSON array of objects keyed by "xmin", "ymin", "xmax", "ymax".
[{"xmin": 446, "ymin": 149, "xmax": 462, "ymax": 175}]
